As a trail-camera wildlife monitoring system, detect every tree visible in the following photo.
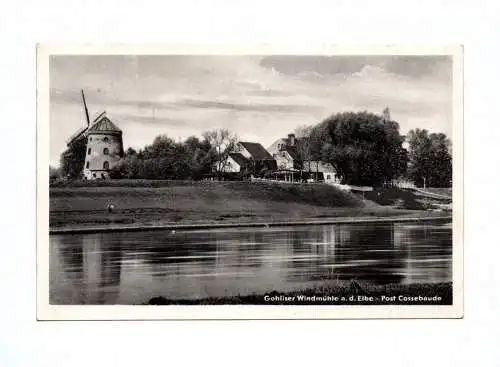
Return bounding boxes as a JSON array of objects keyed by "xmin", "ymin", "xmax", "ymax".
[
  {"xmin": 184, "ymin": 136, "xmax": 213, "ymax": 179},
  {"xmin": 295, "ymin": 137, "xmax": 312, "ymax": 172},
  {"xmin": 202, "ymin": 129, "xmax": 239, "ymax": 179},
  {"xmin": 291, "ymin": 124, "xmax": 323, "ymax": 176},
  {"xmin": 309, "ymin": 111, "xmax": 408, "ymax": 186},
  {"xmin": 142, "ymin": 135, "xmax": 176, "ymax": 160},
  {"xmin": 294, "ymin": 124, "xmax": 314, "ymax": 138},
  {"xmin": 125, "ymin": 147, "xmax": 138, "ymax": 156},
  {"xmin": 60, "ymin": 137, "xmax": 87, "ymax": 179},
  {"xmin": 407, "ymin": 129, "xmax": 452, "ymax": 188},
  {"xmin": 111, "ymin": 154, "xmax": 140, "ymax": 179},
  {"xmin": 382, "ymin": 107, "xmax": 391, "ymax": 122}
]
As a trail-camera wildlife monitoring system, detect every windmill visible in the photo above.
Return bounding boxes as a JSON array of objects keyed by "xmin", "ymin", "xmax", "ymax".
[
  {"xmin": 77, "ymin": 90, "xmax": 123, "ymax": 180},
  {"xmin": 64, "ymin": 90, "xmax": 124, "ymax": 180}
]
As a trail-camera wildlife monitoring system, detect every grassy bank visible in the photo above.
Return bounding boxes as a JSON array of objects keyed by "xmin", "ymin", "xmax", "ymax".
[
  {"xmin": 50, "ymin": 180, "xmax": 450, "ymax": 230},
  {"xmin": 352, "ymin": 187, "xmax": 452, "ymax": 211},
  {"xmin": 145, "ymin": 281, "xmax": 453, "ymax": 305}
]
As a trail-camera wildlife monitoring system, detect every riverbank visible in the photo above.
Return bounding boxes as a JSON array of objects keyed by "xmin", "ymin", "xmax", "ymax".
[
  {"xmin": 49, "ymin": 180, "xmax": 451, "ymax": 233},
  {"xmin": 50, "ymin": 215, "xmax": 451, "ymax": 234},
  {"xmin": 145, "ymin": 281, "xmax": 453, "ymax": 305}
]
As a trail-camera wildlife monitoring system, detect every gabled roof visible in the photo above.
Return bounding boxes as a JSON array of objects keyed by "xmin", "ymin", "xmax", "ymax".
[
  {"xmin": 229, "ymin": 153, "xmax": 250, "ymax": 167},
  {"xmin": 267, "ymin": 138, "xmax": 287, "ymax": 151},
  {"xmin": 239, "ymin": 142, "xmax": 274, "ymax": 160},
  {"xmin": 88, "ymin": 116, "xmax": 122, "ymax": 133},
  {"xmin": 284, "ymin": 146, "xmax": 299, "ymax": 160}
]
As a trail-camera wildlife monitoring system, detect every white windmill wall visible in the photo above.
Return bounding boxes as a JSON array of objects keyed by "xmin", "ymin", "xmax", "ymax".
[{"xmin": 83, "ymin": 132, "xmax": 123, "ymax": 180}]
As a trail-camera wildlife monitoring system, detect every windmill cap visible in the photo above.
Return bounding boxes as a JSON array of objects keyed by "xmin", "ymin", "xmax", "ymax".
[{"xmin": 87, "ymin": 115, "xmax": 122, "ymax": 133}]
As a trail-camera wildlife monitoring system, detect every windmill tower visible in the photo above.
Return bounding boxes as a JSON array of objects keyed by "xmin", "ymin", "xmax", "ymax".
[{"xmin": 75, "ymin": 90, "xmax": 124, "ymax": 180}]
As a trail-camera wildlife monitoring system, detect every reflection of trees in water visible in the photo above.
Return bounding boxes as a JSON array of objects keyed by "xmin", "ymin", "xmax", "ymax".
[
  {"xmin": 287, "ymin": 227, "xmax": 318, "ymax": 279},
  {"xmin": 282, "ymin": 225, "xmax": 339, "ymax": 281},
  {"xmin": 51, "ymin": 234, "xmax": 85, "ymax": 304},
  {"xmin": 95, "ymin": 233, "xmax": 123, "ymax": 304},
  {"xmin": 55, "ymin": 234, "xmax": 84, "ymax": 281},
  {"xmin": 52, "ymin": 223, "xmax": 450, "ymax": 303},
  {"xmin": 53, "ymin": 233, "xmax": 124, "ymax": 304},
  {"xmin": 145, "ymin": 232, "xmax": 208, "ymax": 261},
  {"xmin": 214, "ymin": 230, "xmax": 278, "ymax": 279},
  {"xmin": 116, "ymin": 229, "xmax": 270, "ymax": 282},
  {"xmin": 231, "ymin": 230, "xmax": 266, "ymax": 268},
  {"xmin": 394, "ymin": 223, "xmax": 452, "ymax": 284},
  {"xmin": 136, "ymin": 231, "xmax": 219, "ymax": 277},
  {"xmin": 331, "ymin": 223, "xmax": 405, "ymax": 285}
]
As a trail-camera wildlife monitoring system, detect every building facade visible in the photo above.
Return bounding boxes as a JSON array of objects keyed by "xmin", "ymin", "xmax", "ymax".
[
  {"xmin": 274, "ymin": 149, "xmax": 298, "ymax": 170},
  {"xmin": 302, "ymin": 160, "xmax": 340, "ymax": 183},
  {"xmin": 217, "ymin": 153, "xmax": 250, "ymax": 173},
  {"xmin": 267, "ymin": 133, "xmax": 301, "ymax": 170}
]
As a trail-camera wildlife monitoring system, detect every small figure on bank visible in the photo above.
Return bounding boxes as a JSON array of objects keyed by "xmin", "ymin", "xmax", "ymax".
[{"xmin": 107, "ymin": 203, "xmax": 115, "ymax": 213}]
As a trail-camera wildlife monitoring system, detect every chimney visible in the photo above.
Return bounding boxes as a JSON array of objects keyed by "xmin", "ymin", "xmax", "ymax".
[{"xmin": 288, "ymin": 133, "xmax": 296, "ymax": 146}]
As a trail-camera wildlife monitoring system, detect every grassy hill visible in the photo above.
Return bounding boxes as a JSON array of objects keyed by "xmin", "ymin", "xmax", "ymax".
[
  {"xmin": 49, "ymin": 180, "xmax": 450, "ymax": 228},
  {"xmin": 49, "ymin": 180, "xmax": 448, "ymax": 230}
]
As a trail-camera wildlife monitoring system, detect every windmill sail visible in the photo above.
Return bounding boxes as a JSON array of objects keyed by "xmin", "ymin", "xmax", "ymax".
[
  {"xmin": 66, "ymin": 125, "xmax": 88, "ymax": 145},
  {"xmin": 66, "ymin": 89, "xmax": 92, "ymax": 146},
  {"xmin": 81, "ymin": 89, "xmax": 91, "ymax": 127}
]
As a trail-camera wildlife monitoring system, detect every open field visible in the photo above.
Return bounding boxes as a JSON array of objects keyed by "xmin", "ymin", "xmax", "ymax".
[
  {"xmin": 145, "ymin": 281, "xmax": 453, "ymax": 305},
  {"xmin": 50, "ymin": 180, "xmax": 451, "ymax": 230}
]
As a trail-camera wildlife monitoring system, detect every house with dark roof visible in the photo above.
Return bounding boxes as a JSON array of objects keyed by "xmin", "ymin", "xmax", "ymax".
[
  {"xmin": 236, "ymin": 141, "xmax": 277, "ymax": 173},
  {"xmin": 237, "ymin": 142, "xmax": 274, "ymax": 161},
  {"xmin": 222, "ymin": 153, "xmax": 251, "ymax": 173},
  {"xmin": 268, "ymin": 133, "xmax": 341, "ymax": 182},
  {"xmin": 212, "ymin": 142, "xmax": 276, "ymax": 179},
  {"xmin": 267, "ymin": 134, "xmax": 302, "ymax": 170}
]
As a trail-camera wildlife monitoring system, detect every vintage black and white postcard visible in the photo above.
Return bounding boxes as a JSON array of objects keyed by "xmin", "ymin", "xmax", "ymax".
[{"xmin": 37, "ymin": 45, "xmax": 463, "ymax": 320}]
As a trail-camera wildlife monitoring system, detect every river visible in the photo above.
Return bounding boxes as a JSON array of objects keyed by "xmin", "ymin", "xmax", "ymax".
[{"xmin": 49, "ymin": 221, "xmax": 452, "ymax": 304}]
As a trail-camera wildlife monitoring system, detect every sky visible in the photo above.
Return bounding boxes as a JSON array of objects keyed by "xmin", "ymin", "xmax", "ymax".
[{"xmin": 49, "ymin": 55, "xmax": 453, "ymax": 167}]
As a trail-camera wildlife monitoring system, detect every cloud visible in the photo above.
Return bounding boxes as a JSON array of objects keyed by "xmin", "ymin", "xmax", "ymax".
[
  {"xmin": 352, "ymin": 65, "xmax": 390, "ymax": 78},
  {"xmin": 177, "ymin": 98, "xmax": 317, "ymax": 113},
  {"xmin": 112, "ymin": 114, "xmax": 190, "ymax": 127},
  {"xmin": 261, "ymin": 55, "xmax": 452, "ymax": 81}
]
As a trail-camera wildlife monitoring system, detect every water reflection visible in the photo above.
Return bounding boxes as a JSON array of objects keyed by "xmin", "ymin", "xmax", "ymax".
[
  {"xmin": 50, "ymin": 222, "xmax": 452, "ymax": 304},
  {"xmin": 330, "ymin": 224, "xmax": 405, "ymax": 284},
  {"xmin": 50, "ymin": 234, "xmax": 123, "ymax": 304}
]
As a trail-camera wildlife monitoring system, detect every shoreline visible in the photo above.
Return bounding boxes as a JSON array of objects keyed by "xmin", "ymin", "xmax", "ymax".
[{"xmin": 49, "ymin": 214, "xmax": 451, "ymax": 235}]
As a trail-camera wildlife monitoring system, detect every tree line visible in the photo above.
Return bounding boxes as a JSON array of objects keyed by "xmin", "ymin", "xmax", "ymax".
[
  {"xmin": 406, "ymin": 128, "xmax": 452, "ymax": 187},
  {"xmin": 110, "ymin": 135, "xmax": 213, "ymax": 180},
  {"xmin": 112, "ymin": 130, "xmax": 243, "ymax": 180},
  {"xmin": 56, "ymin": 129, "xmax": 240, "ymax": 181},
  {"xmin": 294, "ymin": 110, "xmax": 452, "ymax": 187},
  {"xmin": 56, "ymin": 110, "xmax": 452, "ymax": 187}
]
